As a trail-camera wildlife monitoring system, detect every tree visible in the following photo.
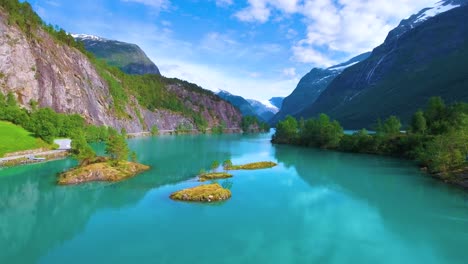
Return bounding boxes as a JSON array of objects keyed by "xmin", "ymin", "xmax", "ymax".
[
  {"xmin": 411, "ymin": 110, "xmax": 427, "ymax": 134},
  {"xmin": 151, "ymin": 125, "xmax": 159, "ymax": 136},
  {"xmin": 424, "ymin": 96, "xmax": 447, "ymax": 134},
  {"xmin": 211, "ymin": 160, "xmax": 220, "ymax": 172},
  {"xmin": 273, "ymin": 115, "xmax": 298, "ymax": 144},
  {"xmin": 382, "ymin": 116, "xmax": 401, "ymax": 136},
  {"xmin": 6, "ymin": 92, "xmax": 16, "ymax": 107},
  {"xmin": 71, "ymin": 131, "xmax": 96, "ymax": 166},
  {"xmin": 105, "ymin": 128, "xmax": 129, "ymax": 166},
  {"xmin": 130, "ymin": 151, "xmax": 137, "ymax": 162}
]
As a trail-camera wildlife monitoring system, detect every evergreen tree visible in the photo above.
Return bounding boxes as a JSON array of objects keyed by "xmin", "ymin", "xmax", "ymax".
[{"xmin": 105, "ymin": 128, "xmax": 129, "ymax": 166}]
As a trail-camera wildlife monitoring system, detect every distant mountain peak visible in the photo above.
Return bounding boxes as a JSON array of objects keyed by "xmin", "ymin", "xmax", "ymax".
[{"xmin": 71, "ymin": 34, "xmax": 106, "ymax": 41}]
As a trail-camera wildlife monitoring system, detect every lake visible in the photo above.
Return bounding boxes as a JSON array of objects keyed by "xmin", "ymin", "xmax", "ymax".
[{"xmin": 1, "ymin": 131, "xmax": 468, "ymax": 264}]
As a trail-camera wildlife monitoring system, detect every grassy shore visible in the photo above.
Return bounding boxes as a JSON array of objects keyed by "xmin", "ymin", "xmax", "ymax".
[
  {"xmin": 58, "ymin": 160, "xmax": 150, "ymax": 185},
  {"xmin": 0, "ymin": 121, "xmax": 50, "ymax": 157},
  {"xmin": 227, "ymin": 161, "xmax": 277, "ymax": 170},
  {"xmin": 170, "ymin": 183, "xmax": 231, "ymax": 202},
  {"xmin": 199, "ymin": 172, "xmax": 233, "ymax": 182}
]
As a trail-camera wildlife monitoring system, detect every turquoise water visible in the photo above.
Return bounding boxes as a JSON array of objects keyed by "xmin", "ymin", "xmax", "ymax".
[{"xmin": 1, "ymin": 132, "xmax": 468, "ymax": 264}]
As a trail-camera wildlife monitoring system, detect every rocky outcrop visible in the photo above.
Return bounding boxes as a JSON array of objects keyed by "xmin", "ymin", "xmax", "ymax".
[
  {"xmin": 171, "ymin": 85, "xmax": 242, "ymax": 129},
  {"xmin": 0, "ymin": 10, "xmax": 241, "ymax": 133}
]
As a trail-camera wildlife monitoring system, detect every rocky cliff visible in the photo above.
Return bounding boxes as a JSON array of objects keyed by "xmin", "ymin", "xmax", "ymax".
[{"xmin": 0, "ymin": 9, "xmax": 241, "ymax": 133}]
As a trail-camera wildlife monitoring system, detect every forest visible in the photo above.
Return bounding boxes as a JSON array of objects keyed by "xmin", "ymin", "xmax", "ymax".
[{"xmin": 272, "ymin": 97, "xmax": 468, "ymax": 176}]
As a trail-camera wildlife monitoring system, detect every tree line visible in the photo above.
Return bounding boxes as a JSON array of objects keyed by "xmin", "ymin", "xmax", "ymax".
[
  {"xmin": 272, "ymin": 97, "xmax": 468, "ymax": 176},
  {"xmin": 0, "ymin": 92, "xmax": 131, "ymax": 166}
]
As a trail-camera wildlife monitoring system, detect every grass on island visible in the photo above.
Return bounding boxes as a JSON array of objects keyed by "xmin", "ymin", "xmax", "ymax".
[
  {"xmin": 58, "ymin": 159, "xmax": 150, "ymax": 185},
  {"xmin": 227, "ymin": 161, "xmax": 277, "ymax": 170},
  {"xmin": 170, "ymin": 183, "xmax": 231, "ymax": 202},
  {"xmin": 0, "ymin": 121, "xmax": 50, "ymax": 157},
  {"xmin": 199, "ymin": 172, "xmax": 233, "ymax": 182}
]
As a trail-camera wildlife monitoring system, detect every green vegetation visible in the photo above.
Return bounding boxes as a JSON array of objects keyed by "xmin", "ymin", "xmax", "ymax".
[
  {"xmin": 58, "ymin": 160, "xmax": 150, "ymax": 185},
  {"xmin": 210, "ymin": 160, "xmax": 220, "ymax": 172},
  {"xmin": 105, "ymin": 128, "xmax": 130, "ymax": 166},
  {"xmin": 0, "ymin": 92, "xmax": 107, "ymax": 144},
  {"xmin": 241, "ymin": 116, "xmax": 269, "ymax": 133},
  {"xmin": 198, "ymin": 172, "xmax": 233, "ymax": 182},
  {"xmin": 273, "ymin": 97, "xmax": 468, "ymax": 178},
  {"xmin": 227, "ymin": 161, "xmax": 277, "ymax": 170},
  {"xmin": 0, "ymin": 121, "xmax": 49, "ymax": 157},
  {"xmin": 169, "ymin": 183, "xmax": 231, "ymax": 202},
  {"xmin": 0, "ymin": 0, "xmax": 86, "ymax": 51},
  {"xmin": 150, "ymin": 125, "xmax": 159, "ymax": 136},
  {"xmin": 70, "ymin": 131, "xmax": 96, "ymax": 165}
]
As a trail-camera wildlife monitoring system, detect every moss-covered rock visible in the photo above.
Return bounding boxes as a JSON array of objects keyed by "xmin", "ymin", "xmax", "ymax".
[
  {"xmin": 199, "ymin": 172, "xmax": 233, "ymax": 182},
  {"xmin": 227, "ymin": 161, "xmax": 277, "ymax": 170},
  {"xmin": 170, "ymin": 183, "xmax": 231, "ymax": 202},
  {"xmin": 58, "ymin": 160, "xmax": 150, "ymax": 185}
]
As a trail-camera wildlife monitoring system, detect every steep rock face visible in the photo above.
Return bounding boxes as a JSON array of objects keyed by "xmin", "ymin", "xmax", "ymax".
[
  {"xmin": 300, "ymin": 4, "xmax": 468, "ymax": 128},
  {"xmin": 0, "ymin": 11, "xmax": 240, "ymax": 133},
  {"xmin": 270, "ymin": 52, "xmax": 370, "ymax": 124},
  {"xmin": 169, "ymin": 85, "xmax": 242, "ymax": 129},
  {"xmin": 73, "ymin": 34, "xmax": 160, "ymax": 75}
]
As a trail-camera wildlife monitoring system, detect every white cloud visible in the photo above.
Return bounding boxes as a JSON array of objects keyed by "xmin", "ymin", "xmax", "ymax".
[
  {"xmin": 282, "ymin": 67, "xmax": 296, "ymax": 78},
  {"xmin": 291, "ymin": 45, "xmax": 335, "ymax": 66},
  {"xmin": 159, "ymin": 59, "xmax": 299, "ymax": 100},
  {"xmin": 121, "ymin": 0, "xmax": 170, "ymax": 10},
  {"xmin": 235, "ymin": 0, "xmax": 438, "ymax": 65}
]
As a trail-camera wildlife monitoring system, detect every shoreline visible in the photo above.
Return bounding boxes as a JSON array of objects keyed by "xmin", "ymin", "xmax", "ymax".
[{"xmin": 0, "ymin": 150, "xmax": 70, "ymax": 168}]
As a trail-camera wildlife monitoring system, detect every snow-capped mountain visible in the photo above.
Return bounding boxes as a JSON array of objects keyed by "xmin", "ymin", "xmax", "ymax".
[
  {"xmin": 73, "ymin": 34, "xmax": 160, "ymax": 75},
  {"xmin": 269, "ymin": 52, "xmax": 371, "ymax": 124},
  {"xmin": 386, "ymin": 0, "xmax": 467, "ymax": 41},
  {"xmin": 299, "ymin": 2, "xmax": 468, "ymax": 129}
]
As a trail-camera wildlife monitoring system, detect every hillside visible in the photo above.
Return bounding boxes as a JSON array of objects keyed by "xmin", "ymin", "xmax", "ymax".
[
  {"xmin": 217, "ymin": 90, "xmax": 257, "ymax": 117},
  {"xmin": 0, "ymin": 1, "xmax": 241, "ymax": 133},
  {"xmin": 0, "ymin": 121, "xmax": 49, "ymax": 157},
  {"xmin": 299, "ymin": 2, "xmax": 468, "ymax": 129},
  {"xmin": 270, "ymin": 52, "xmax": 370, "ymax": 124},
  {"xmin": 73, "ymin": 34, "xmax": 161, "ymax": 75}
]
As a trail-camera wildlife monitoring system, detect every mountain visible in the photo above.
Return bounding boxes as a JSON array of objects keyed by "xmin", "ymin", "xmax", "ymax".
[
  {"xmin": 247, "ymin": 99, "xmax": 278, "ymax": 122},
  {"xmin": 0, "ymin": 2, "xmax": 241, "ymax": 133},
  {"xmin": 73, "ymin": 34, "xmax": 161, "ymax": 75},
  {"xmin": 269, "ymin": 97, "xmax": 284, "ymax": 109},
  {"xmin": 270, "ymin": 52, "xmax": 371, "ymax": 124},
  {"xmin": 299, "ymin": 1, "xmax": 468, "ymax": 129},
  {"xmin": 217, "ymin": 90, "xmax": 279, "ymax": 122},
  {"xmin": 217, "ymin": 90, "xmax": 257, "ymax": 118}
]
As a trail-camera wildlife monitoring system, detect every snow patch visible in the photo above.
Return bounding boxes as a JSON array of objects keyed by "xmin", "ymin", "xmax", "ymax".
[
  {"xmin": 328, "ymin": 61, "xmax": 359, "ymax": 71},
  {"xmin": 71, "ymin": 34, "xmax": 105, "ymax": 41},
  {"xmin": 414, "ymin": 2, "xmax": 460, "ymax": 23}
]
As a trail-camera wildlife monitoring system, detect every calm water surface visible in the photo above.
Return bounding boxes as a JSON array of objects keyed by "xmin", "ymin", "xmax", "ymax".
[{"xmin": 1, "ymin": 132, "xmax": 468, "ymax": 264}]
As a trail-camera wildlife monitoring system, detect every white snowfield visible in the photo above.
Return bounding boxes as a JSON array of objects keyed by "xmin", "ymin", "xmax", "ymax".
[{"xmin": 415, "ymin": 2, "xmax": 460, "ymax": 23}]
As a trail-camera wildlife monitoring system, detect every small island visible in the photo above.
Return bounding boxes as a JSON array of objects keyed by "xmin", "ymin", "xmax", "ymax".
[
  {"xmin": 226, "ymin": 161, "xmax": 277, "ymax": 170},
  {"xmin": 58, "ymin": 128, "xmax": 150, "ymax": 185},
  {"xmin": 58, "ymin": 159, "xmax": 150, "ymax": 185},
  {"xmin": 170, "ymin": 183, "xmax": 231, "ymax": 202},
  {"xmin": 198, "ymin": 172, "xmax": 233, "ymax": 182}
]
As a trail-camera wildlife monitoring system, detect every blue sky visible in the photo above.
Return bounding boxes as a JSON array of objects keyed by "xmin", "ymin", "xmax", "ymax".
[{"xmin": 30, "ymin": 0, "xmax": 436, "ymax": 101}]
